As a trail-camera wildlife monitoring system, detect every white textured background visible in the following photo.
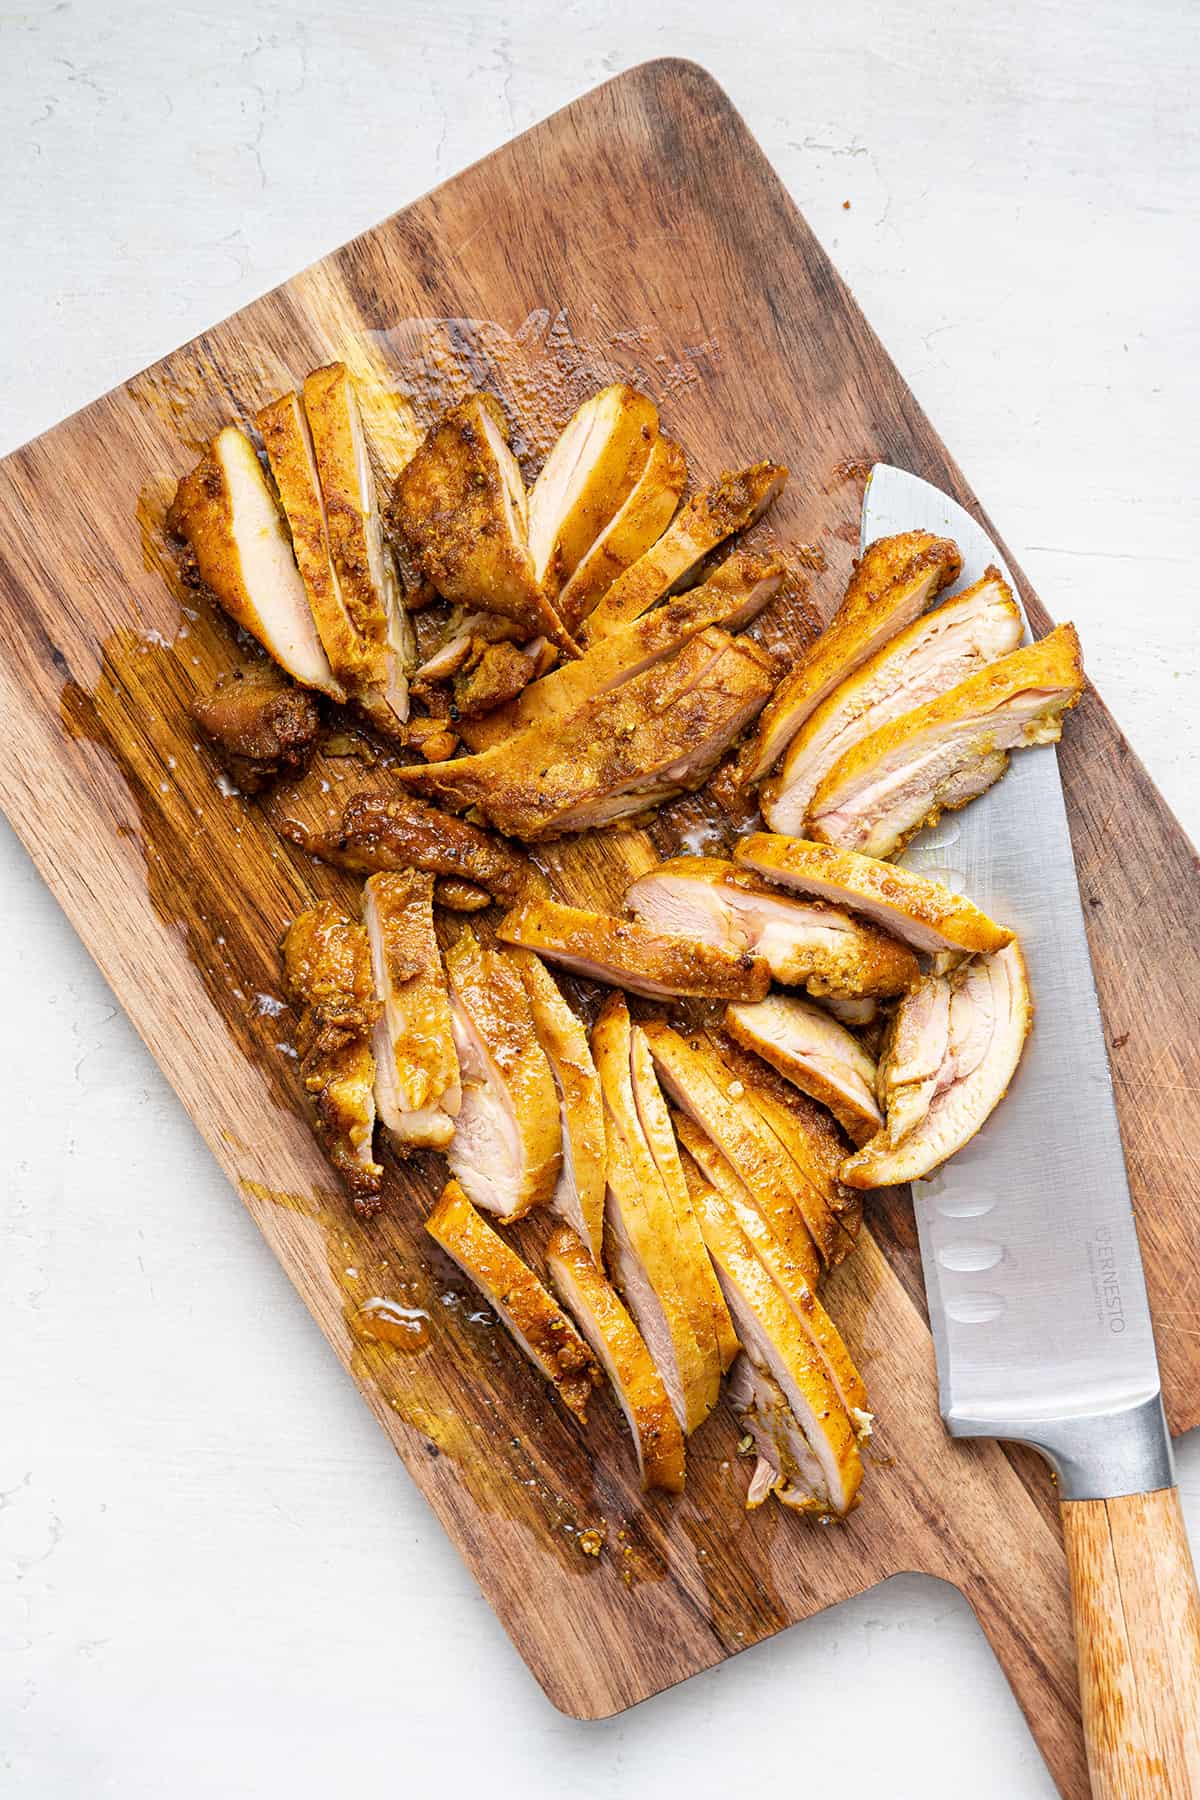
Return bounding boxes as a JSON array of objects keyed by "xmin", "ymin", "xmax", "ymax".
[{"xmin": 3, "ymin": 3, "xmax": 1198, "ymax": 1796}]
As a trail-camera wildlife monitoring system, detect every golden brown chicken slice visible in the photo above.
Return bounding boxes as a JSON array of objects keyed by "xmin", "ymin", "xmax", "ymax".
[
  {"xmin": 392, "ymin": 393, "xmax": 576, "ymax": 652},
  {"xmin": 460, "ymin": 550, "xmax": 785, "ymax": 752},
  {"xmin": 624, "ymin": 857, "xmax": 919, "ymax": 998},
  {"xmin": 189, "ymin": 669, "xmax": 320, "ymax": 794},
  {"xmin": 442, "ymin": 927, "xmax": 562, "ymax": 1222},
  {"xmin": 281, "ymin": 901, "xmax": 382, "ymax": 1213},
  {"xmin": 289, "ymin": 789, "xmax": 529, "ymax": 905},
  {"xmin": 362, "ymin": 872, "xmax": 460, "ymax": 1151},
  {"xmin": 763, "ymin": 567, "xmax": 1024, "ymax": 832},
  {"xmin": 452, "ymin": 639, "xmax": 538, "ymax": 719},
  {"xmin": 807, "ymin": 624, "xmax": 1085, "ymax": 859},
  {"xmin": 512, "ymin": 951, "xmax": 606, "ymax": 1265},
  {"xmin": 674, "ymin": 1115, "xmax": 819, "ymax": 1293},
  {"xmin": 527, "ymin": 384, "xmax": 659, "ymax": 594},
  {"xmin": 497, "ymin": 896, "xmax": 770, "ymax": 1001},
  {"xmin": 581, "ymin": 461, "xmax": 788, "ymax": 641},
  {"xmin": 303, "ymin": 364, "xmax": 415, "ymax": 730},
  {"xmin": 733, "ymin": 834, "xmax": 1014, "ymax": 958},
  {"xmin": 557, "ymin": 433, "xmax": 687, "ymax": 629},
  {"xmin": 399, "ymin": 628, "xmax": 775, "ymax": 839},
  {"xmin": 168, "ymin": 426, "xmax": 342, "ymax": 695},
  {"xmin": 725, "ymin": 994, "xmax": 882, "ymax": 1145},
  {"xmin": 546, "ymin": 1224, "xmax": 687, "ymax": 1493},
  {"xmin": 739, "ymin": 530, "xmax": 961, "ymax": 785},
  {"xmin": 842, "ymin": 942, "xmax": 1032, "ymax": 1188},
  {"xmin": 426, "ymin": 1181, "xmax": 600, "ymax": 1422}
]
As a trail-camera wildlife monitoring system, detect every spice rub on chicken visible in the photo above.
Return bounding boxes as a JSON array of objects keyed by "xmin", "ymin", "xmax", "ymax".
[
  {"xmin": 556, "ymin": 431, "xmax": 688, "ymax": 630},
  {"xmin": 286, "ymin": 789, "xmax": 530, "ymax": 906},
  {"xmin": 189, "ymin": 668, "xmax": 320, "ymax": 794},
  {"xmin": 526, "ymin": 383, "xmax": 659, "ymax": 597},
  {"xmin": 362, "ymin": 872, "xmax": 461, "ymax": 1152},
  {"xmin": 497, "ymin": 896, "xmax": 771, "ymax": 1002},
  {"xmin": 512, "ymin": 951, "xmax": 606, "ymax": 1265}
]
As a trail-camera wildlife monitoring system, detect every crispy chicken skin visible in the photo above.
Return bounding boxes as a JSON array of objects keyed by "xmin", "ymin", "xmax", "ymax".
[
  {"xmin": 726, "ymin": 994, "xmax": 882, "ymax": 1146},
  {"xmin": 426, "ymin": 1181, "xmax": 600, "ymax": 1422},
  {"xmin": 189, "ymin": 669, "xmax": 320, "ymax": 793},
  {"xmin": 512, "ymin": 951, "xmax": 606, "ymax": 1265},
  {"xmin": 582, "ymin": 461, "xmax": 788, "ymax": 641},
  {"xmin": 290, "ymin": 790, "xmax": 529, "ymax": 905},
  {"xmin": 443, "ymin": 927, "xmax": 562, "ymax": 1221},
  {"xmin": 399, "ymin": 628, "xmax": 775, "ymax": 840},
  {"xmin": 168, "ymin": 426, "xmax": 342, "ymax": 696},
  {"xmin": 734, "ymin": 834, "xmax": 1014, "ymax": 958},
  {"xmin": 281, "ymin": 901, "xmax": 382, "ymax": 1212},
  {"xmin": 452, "ymin": 639, "xmax": 537, "ymax": 719},
  {"xmin": 557, "ymin": 433, "xmax": 687, "ymax": 629},
  {"xmin": 392, "ymin": 393, "xmax": 577, "ymax": 652},
  {"xmin": 432, "ymin": 877, "xmax": 491, "ymax": 912},
  {"xmin": 497, "ymin": 896, "xmax": 770, "ymax": 1002},
  {"xmin": 547, "ymin": 1224, "xmax": 687, "ymax": 1493},
  {"xmin": 764, "ymin": 567, "xmax": 1024, "ymax": 833},
  {"xmin": 527, "ymin": 384, "xmax": 659, "ymax": 594},
  {"xmin": 624, "ymin": 856, "xmax": 919, "ymax": 998},
  {"xmin": 843, "ymin": 942, "xmax": 1033, "ymax": 1187},
  {"xmin": 739, "ymin": 530, "xmax": 962, "ymax": 785},
  {"xmin": 674, "ymin": 1114, "xmax": 818, "ymax": 1293},
  {"xmin": 807, "ymin": 623, "xmax": 1085, "ymax": 858},
  {"xmin": 362, "ymin": 872, "xmax": 460, "ymax": 1151},
  {"xmin": 460, "ymin": 550, "xmax": 785, "ymax": 752}
]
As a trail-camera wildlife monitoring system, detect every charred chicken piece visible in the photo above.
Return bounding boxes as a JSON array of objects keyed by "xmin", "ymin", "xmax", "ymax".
[
  {"xmin": 188, "ymin": 669, "xmax": 320, "ymax": 793},
  {"xmin": 362, "ymin": 872, "xmax": 460, "ymax": 1151},
  {"xmin": 293, "ymin": 790, "xmax": 529, "ymax": 905},
  {"xmin": 725, "ymin": 993, "xmax": 882, "ymax": 1146},
  {"xmin": 497, "ymin": 895, "xmax": 770, "ymax": 1002},
  {"xmin": 527, "ymin": 384, "xmax": 659, "ymax": 595},
  {"xmin": 557, "ymin": 432, "xmax": 687, "ymax": 629},
  {"xmin": 452, "ymin": 639, "xmax": 537, "ymax": 719},
  {"xmin": 512, "ymin": 951, "xmax": 606, "ymax": 1266}
]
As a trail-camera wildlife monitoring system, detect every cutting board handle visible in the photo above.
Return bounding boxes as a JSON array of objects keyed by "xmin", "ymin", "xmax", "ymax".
[{"xmin": 1062, "ymin": 1487, "xmax": 1200, "ymax": 1796}]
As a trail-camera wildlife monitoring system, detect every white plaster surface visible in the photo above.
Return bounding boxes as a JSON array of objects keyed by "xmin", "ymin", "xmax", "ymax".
[{"xmin": 2, "ymin": 3, "xmax": 1198, "ymax": 1795}]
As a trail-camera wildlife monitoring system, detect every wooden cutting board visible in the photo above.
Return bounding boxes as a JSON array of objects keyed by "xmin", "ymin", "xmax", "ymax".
[{"xmin": 1, "ymin": 60, "xmax": 1197, "ymax": 1799}]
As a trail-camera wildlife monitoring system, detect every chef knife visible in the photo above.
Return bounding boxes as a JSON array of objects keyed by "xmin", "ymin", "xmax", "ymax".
[{"xmin": 861, "ymin": 466, "xmax": 1200, "ymax": 1798}]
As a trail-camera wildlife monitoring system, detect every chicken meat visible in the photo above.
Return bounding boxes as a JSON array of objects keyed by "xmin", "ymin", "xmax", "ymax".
[
  {"xmin": 362, "ymin": 871, "xmax": 461, "ymax": 1151},
  {"xmin": 725, "ymin": 993, "xmax": 882, "ymax": 1145},
  {"xmin": 291, "ymin": 789, "xmax": 529, "ymax": 905},
  {"xmin": 497, "ymin": 895, "xmax": 770, "ymax": 1001},
  {"xmin": 512, "ymin": 950, "xmax": 606, "ymax": 1265},
  {"xmin": 189, "ymin": 668, "xmax": 320, "ymax": 793},
  {"xmin": 557, "ymin": 432, "xmax": 687, "ymax": 629},
  {"xmin": 527, "ymin": 384, "xmax": 658, "ymax": 595}
]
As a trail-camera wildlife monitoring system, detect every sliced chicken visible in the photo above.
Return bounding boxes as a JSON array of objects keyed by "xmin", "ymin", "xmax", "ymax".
[
  {"xmin": 189, "ymin": 668, "xmax": 320, "ymax": 794},
  {"xmin": 739, "ymin": 530, "xmax": 961, "ymax": 785},
  {"xmin": 391, "ymin": 393, "xmax": 576, "ymax": 652},
  {"xmin": 557, "ymin": 433, "xmax": 688, "ymax": 629},
  {"xmin": 497, "ymin": 896, "xmax": 770, "ymax": 1001},
  {"xmin": 807, "ymin": 624, "xmax": 1085, "ymax": 858},
  {"xmin": 726, "ymin": 994, "xmax": 882, "ymax": 1145},
  {"xmin": 460, "ymin": 550, "xmax": 784, "ymax": 752},
  {"xmin": 303, "ymin": 364, "xmax": 414, "ymax": 729},
  {"xmin": 426, "ymin": 1181, "xmax": 600, "ymax": 1422},
  {"xmin": 512, "ymin": 951, "xmax": 606, "ymax": 1265},
  {"xmin": 820, "ymin": 995, "xmax": 879, "ymax": 1028},
  {"xmin": 432, "ymin": 877, "xmax": 491, "ymax": 913},
  {"xmin": 581, "ymin": 461, "xmax": 788, "ymax": 641},
  {"xmin": 280, "ymin": 901, "xmax": 382, "ymax": 1213},
  {"xmin": 292, "ymin": 790, "xmax": 529, "ymax": 905},
  {"xmin": 399, "ymin": 628, "xmax": 775, "ymax": 839},
  {"xmin": 362, "ymin": 872, "xmax": 460, "ymax": 1151},
  {"xmin": 527, "ymin": 384, "xmax": 659, "ymax": 594},
  {"xmin": 673, "ymin": 1112, "xmax": 820, "ymax": 1295},
  {"xmin": 764, "ymin": 567, "xmax": 1024, "ymax": 831},
  {"xmin": 168, "ymin": 425, "xmax": 341, "ymax": 695},
  {"xmin": 452, "ymin": 639, "xmax": 538, "ymax": 718},
  {"xmin": 843, "ymin": 942, "xmax": 1032, "ymax": 1187},
  {"xmin": 734, "ymin": 834, "xmax": 1014, "ymax": 958},
  {"xmin": 442, "ymin": 927, "xmax": 562, "ymax": 1222},
  {"xmin": 695, "ymin": 1184, "xmax": 863, "ymax": 1514},
  {"xmin": 624, "ymin": 857, "xmax": 919, "ymax": 998},
  {"xmin": 592, "ymin": 995, "xmax": 718, "ymax": 1433}
]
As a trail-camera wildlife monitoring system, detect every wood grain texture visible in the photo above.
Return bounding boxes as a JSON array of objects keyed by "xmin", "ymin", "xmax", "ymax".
[
  {"xmin": 1063, "ymin": 1489, "xmax": 1200, "ymax": 1797},
  {"xmin": 0, "ymin": 60, "xmax": 1197, "ymax": 1798}
]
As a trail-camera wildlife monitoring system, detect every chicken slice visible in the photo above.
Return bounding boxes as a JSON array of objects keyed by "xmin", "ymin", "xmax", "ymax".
[
  {"xmin": 581, "ymin": 461, "xmax": 788, "ymax": 641},
  {"xmin": 303, "ymin": 364, "xmax": 414, "ymax": 729},
  {"xmin": 452, "ymin": 639, "xmax": 537, "ymax": 719},
  {"xmin": 733, "ymin": 833, "xmax": 1014, "ymax": 957},
  {"xmin": 673, "ymin": 1111, "xmax": 820, "ymax": 1294},
  {"xmin": 739, "ymin": 530, "xmax": 962, "ymax": 785},
  {"xmin": 168, "ymin": 426, "xmax": 341, "ymax": 695},
  {"xmin": 442, "ymin": 927, "xmax": 562, "ymax": 1221},
  {"xmin": 433, "ymin": 877, "xmax": 491, "ymax": 913},
  {"xmin": 399, "ymin": 627, "xmax": 775, "ymax": 839},
  {"xmin": 624, "ymin": 856, "xmax": 919, "ymax": 998},
  {"xmin": 426, "ymin": 1181, "xmax": 600, "ymax": 1422},
  {"xmin": 189, "ymin": 668, "xmax": 320, "ymax": 794},
  {"xmin": 557, "ymin": 433, "xmax": 688, "ymax": 629},
  {"xmin": 512, "ymin": 951, "xmax": 606, "ymax": 1265},
  {"xmin": 497, "ymin": 895, "xmax": 770, "ymax": 1001},
  {"xmin": 362, "ymin": 871, "xmax": 460, "ymax": 1151},
  {"xmin": 725, "ymin": 994, "xmax": 882, "ymax": 1145},
  {"xmin": 843, "ymin": 942, "xmax": 1032, "ymax": 1187},
  {"xmin": 808, "ymin": 624, "xmax": 1085, "ymax": 858},
  {"xmin": 527, "ymin": 384, "xmax": 659, "ymax": 594},
  {"xmin": 460, "ymin": 549, "xmax": 784, "ymax": 752},
  {"xmin": 281, "ymin": 901, "xmax": 382, "ymax": 1213},
  {"xmin": 294, "ymin": 789, "xmax": 529, "ymax": 905},
  {"xmin": 764, "ymin": 567, "xmax": 1024, "ymax": 832},
  {"xmin": 547, "ymin": 1225, "xmax": 687, "ymax": 1493},
  {"xmin": 391, "ymin": 393, "xmax": 576, "ymax": 652},
  {"xmin": 695, "ymin": 1185, "xmax": 863, "ymax": 1514}
]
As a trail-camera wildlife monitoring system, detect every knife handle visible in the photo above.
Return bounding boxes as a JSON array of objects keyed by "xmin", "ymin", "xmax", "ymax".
[{"xmin": 1061, "ymin": 1486, "xmax": 1200, "ymax": 1797}]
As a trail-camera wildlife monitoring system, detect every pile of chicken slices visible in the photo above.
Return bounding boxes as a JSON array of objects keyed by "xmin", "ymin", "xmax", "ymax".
[{"xmin": 166, "ymin": 364, "xmax": 1085, "ymax": 1522}]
